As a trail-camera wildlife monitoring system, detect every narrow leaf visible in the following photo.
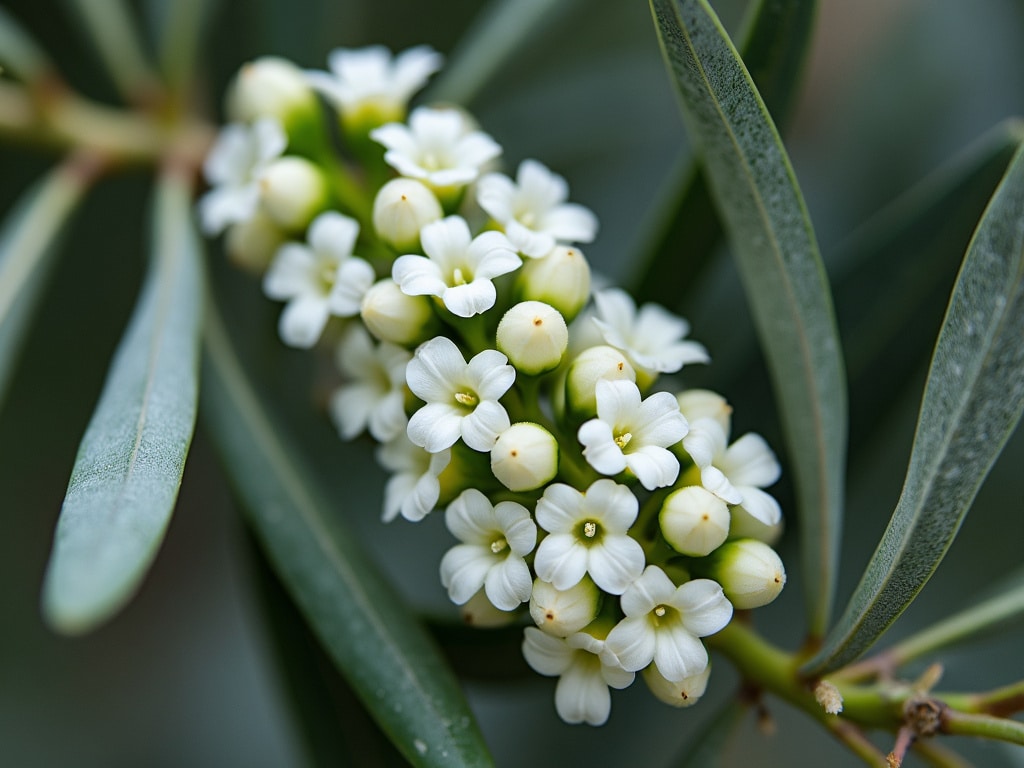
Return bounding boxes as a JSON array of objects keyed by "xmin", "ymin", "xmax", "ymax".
[
  {"xmin": 41, "ymin": 170, "xmax": 204, "ymax": 634},
  {"xmin": 201, "ymin": 305, "xmax": 494, "ymax": 768},
  {"xmin": 650, "ymin": 0, "xmax": 847, "ymax": 636},
  {"xmin": 632, "ymin": 0, "xmax": 817, "ymax": 309},
  {"xmin": 0, "ymin": 6, "xmax": 52, "ymax": 82},
  {"xmin": 0, "ymin": 155, "xmax": 98, "ymax": 408},
  {"xmin": 803, "ymin": 144, "xmax": 1024, "ymax": 676}
]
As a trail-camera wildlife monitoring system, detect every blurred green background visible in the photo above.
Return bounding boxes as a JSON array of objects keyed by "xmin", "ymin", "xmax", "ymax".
[{"xmin": 1, "ymin": 0, "xmax": 1022, "ymax": 765}]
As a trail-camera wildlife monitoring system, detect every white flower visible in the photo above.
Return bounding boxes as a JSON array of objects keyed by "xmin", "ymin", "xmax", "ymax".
[
  {"xmin": 199, "ymin": 118, "xmax": 286, "ymax": 235},
  {"xmin": 604, "ymin": 566, "xmax": 733, "ymax": 682},
  {"xmin": 682, "ymin": 418, "xmax": 782, "ymax": 526},
  {"xmin": 392, "ymin": 215, "xmax": 520, "ymax": 318},
  {"xmin": 262, "ymin": 211, "xmax": 375, "ymax": 348},
  {"xmin": 592, "ymin": 288, "xmax": 709, "ymax": 384},
  {"xmin": 376, "ymin": 434, "xmax": 450, "ymax": 522},
  {"xmin": 329, "ymin": 324, "xmax": 411, "ymax": 442},
  {"xmin": 534, "ymin": 479, "xmax": 645, "ymax": 595},
  {"xmin": 578, "ymin": 379, "xmax": 688, "ymax": 490},
  {"xmin": 406, "ymin": 336, "xmax": 515, "ymax": 452},
  {"xmin": 477, "ymin": 159, "xmax": 598, "ymax": 258},
  {"xmin": 371, "ymin": 107, "xmax": 502, "ymax": 189},
  {"xmin": 522, "ymin": 627, "xmax": 634, "ymax": 726},
  {"xmin": 440, "ymin": 489, "xmax": 536, "ymax": 610},
  {"xmin": 307, "ymin": 45, "xmax": 442, "ymax": 122}
]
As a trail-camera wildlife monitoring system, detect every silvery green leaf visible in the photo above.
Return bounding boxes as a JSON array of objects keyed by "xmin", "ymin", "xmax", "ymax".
[
  {"xmin": 650, "ymin": 0, "xmax": 846, "ymax": 636},
  {"xmin": 803, "ymin": 144, "xmax": 1024, "ymax": 676},
  {"xmin": 42, "ymin": 172, "xmax": 203, "ymax": 634},
  {"xmin": 201, "ymin": 306, "xmax": 494, "ymax": 768},
  {"xmin": 0, "ymin": 159, "xmax": 94, "ymax": 408}
]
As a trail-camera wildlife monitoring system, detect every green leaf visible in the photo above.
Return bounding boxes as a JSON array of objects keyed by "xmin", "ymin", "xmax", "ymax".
[
  {"xmin": 0, "ymin": 6, "xmax": 52, "ymax": 82},
  {"xmin": 632, "ymin": 0, "xmax": 817, "ymax": 308},
  {"xmin": 200, "ymin": 304, "xmax": 494, "ymax": 768},
  {"xmin": 836, "ymin": 120, "xmax": 1024, "ymax": 451},
  {"xmin": 0, "ymin": 158, "xmax": 95, "ymax": 409},
  {"xmin": 41, "ymin": 171, "xmax": 204, "ymax": 634},
  {"xmin": 802, "ymin": 144, "xmax": 1024, "ymax": 676},
  {"xmin": 650, "ymin": 0, "xmax": 847, "ymax": 637}
]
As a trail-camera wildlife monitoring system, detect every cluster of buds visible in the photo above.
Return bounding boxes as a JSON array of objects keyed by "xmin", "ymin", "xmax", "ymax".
[{"xmin": 200, "ymin": 44, "xmax": 787, "ymax": 727}]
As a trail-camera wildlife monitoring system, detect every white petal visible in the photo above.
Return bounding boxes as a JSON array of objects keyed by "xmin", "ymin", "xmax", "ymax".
[
  {"xmin": 682, "ymin": 418, "xmax": 727, "ymax": 468},
  {"xmin": 494, "ymin": 501, "xmax": 537, "ymax": 555},
  {"xmin": 536, "ymin": 483, "xmax": 584, "ymax": 533},
  {"xmin": 407, "ymin": 403, "xmax": 463, "ymax": 452},
  {"xmin": 578, "ymin": 419, "xmax": 626, "ymax": 476},
  {"xmin": 484, "ymin": 554, "xmax": 533, "ymax": 610},
  {"xmin": 381, "ymin": 471, "xmax": 415, "ymax": 523},
  {"xmin": 534, "ymin": 534, "xmax": 587, "ymax": 591},
  {"xmin": 588, "ymin": 536, "xmax": 645, "ymax": 595},
  {"xmin": 674, "ymin": 579, "xmax": 734, "ymax": 637},
  {"xmin": 701, "ymin": 465, "xmax": 744, "ymax": 505},
  {"xmin": 420, "ymin": 215, "xmax": 472, "ymax": 265},
  {"xmin": 594, "ymin": 379, "xmax": 641, "ymax": 425},
  {"xmin": 309, "ymin": 211, "xmax": 359, "ymax": 259},
  {"xmin": 367, "ymin": 390, "xmax": 408, "ymax": 443},
  {"xmin": 468, "ymin": 350, "xmax": 515, "ymax": 399},
  {"xmin": 329, "ymin": 384, "xmax": 374, "ymax": 439},
  {"xmin": 460, "ymin": 399, "xmax": 510, "ymax": 451},
  {"xmin": 542, "ymin": 203, "xmax": 598, "ymax": 244},
  {"xmin": 505, "ymin": 220, "xmax": 554, "ymax": 259},
  {"xmin": 440, "ymin": 545, "xmax": 492, "ymax": 605},
  {"xmin": 199, "ymin": 185, "xmax": 259, "ymax": 235},
  {"xmin": 442, "ymin": 280, "xmax": 496, "ymax": 317},
  {"xmin": 329, "ymin": 257, "xmax": 376, "ymax": 316},
  {"xmin": 392, "ymin": 254, "xmax": 447, "ymax": 298},
  {"xmin": 620, "ymin": 565, "xmax": 674, "ymax": 616},
  {"xmin": 653, "ymin": 623, "xmax": 708, "ymax": 682},
  {"xmin": 604, "ymin": 616, "xmax": 655, "ymax": 673},
  {"xmin": 582, "ymin": 479, "xmax": 638, "ymax": 533},
  {"xmin": 721, "ymin": 433, "xmax": 781, "ymax": 488},
  {"xmin": 278, "ymin": 295, "xmax": 329, "ymax": 348},
  {"xmin": 522, "ymin": 627, "xmax": 572, "ymax": 677},
  {"xmin": 632, "ymin": 392, "xmax": 688, "ymax": 447},
  {"xmin": 444, "ymin": 488, "xmax": 495, "ymax": 543},
  {"xmin": 405, "ymin": 336, "xmax": 466, "ymax": 402},
  {"xmin": 625, "ymin": 445, "xmax": 680, "ymax": 490},
  {"xmin": 555, "ymin": 659, "xmax": 612, "ymax": 726},
  {"xmin": 263, "ymin": 243, "xmax": 316, "ymax": 300},
  {"xmin": 735, "ymin": 486, "xmax": 782, "ymax": 526}
]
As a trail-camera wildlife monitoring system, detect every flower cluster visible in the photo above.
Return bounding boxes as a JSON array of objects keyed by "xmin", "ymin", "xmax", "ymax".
[{"xmin": 201, "ymin": 45, "xmax": 787, "ymax": 727}]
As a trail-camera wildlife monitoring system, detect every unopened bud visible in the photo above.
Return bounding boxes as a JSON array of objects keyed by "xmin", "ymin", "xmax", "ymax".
[
  {"xmin": 490, "ymin": 422, "xmax": 558, "ymax": 491},
  {"xmin": 529, "ymin": 577, "xmax": 600, "ymax": 637},
  {"xmin": 566, "ymin": 345, "xmax": 636, "ymax": 415},
  {"xmin": 705, "ymin": 539, "xmax": 786, "ymax": 609},
  {"xmin": 259, "ymin": 157, "xmax": 329, "ymax": 231},
  {"xmin": 660, "ymin": 486, "xmax": 730, "ymax": 557},
  {"xmin": 676, "ymin": 388, "xmax": 732, "ymax": 435},
  {"xmin": 227, "ymin": 57, "xmax": 319, "ymax": 129},
  {"xmin": 373, "ymin": 178, "xmax": 443, "ymax": 251},
  {"xmin": 516, "ymin": 245, "xmax": 591, "ymax": 321},
  {"xmin": 496, "ymin": 302, "xmax": 568, "ymax": 375},
  {"xmin": 460, "ymin": 589, "xmax": 518, "ymax": 628},
  {"xmin": 225, "ymin": 209, "xmax": 286, "ymax": 275},
  {"xmin": 360, "ymin": 278, "xmax": 438, "ymax": 345},
  {"xmin": 642, "ymin": 663, "xmax": 711, "ymax": 708}
]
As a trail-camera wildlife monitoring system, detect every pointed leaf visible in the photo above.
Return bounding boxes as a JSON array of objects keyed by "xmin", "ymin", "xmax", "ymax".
[
  {"xmin": 633, "ymin": 0, "xmax": 818, "ymax": 309},
  {"xmin": 201, "ymin": 305, "xmax": 493, "ymax": 768},
  {"xmin": 41, "ymin": 171, "xmax": 204, "ymax": 634},
  {"xmin": 0, "ymin": 156, "xmax": 97, "ymax": 408},
  {"xmin": 650, "ymin": 0, "xmax": 846, "ymax": 636},
  {"xmin": 803, "ymin": 144, "xmax": 1024, "ymax": 676}
]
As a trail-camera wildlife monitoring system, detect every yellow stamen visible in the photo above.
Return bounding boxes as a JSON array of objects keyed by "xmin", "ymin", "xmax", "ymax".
[
  {"xmin": 490, "ymin": 537, "xmax": 508, "ymax": 554},
  {"xmin": 583, "ymin": 521, "xmax": 597, "ymax": 538},
  {"xmin": 614, "ymin": 431, "xmax": 633, "ymax": 449},
  {"xmin": 452, "ymin": 267, "xmax": 468, "ymax": 285},
  {"xmin": 454, "ymin": 391, "xmax": 478, "ymax": 407},
  {"xmin": 654, "ymin": 605, "xmax": 667, "ymax": 618}
]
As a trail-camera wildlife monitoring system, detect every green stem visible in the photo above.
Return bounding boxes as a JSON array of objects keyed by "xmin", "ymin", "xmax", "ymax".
[
  {"xmin": 940, "ymin": 710, "xmax": 1024, "ymax": 745},
  {"xmin": 939, "ymin": 679, "xmax": 1024, "ymax": 717},
  {"xmin": 911, "ymin": 739, "xmax": 973, "ymax": 768}
]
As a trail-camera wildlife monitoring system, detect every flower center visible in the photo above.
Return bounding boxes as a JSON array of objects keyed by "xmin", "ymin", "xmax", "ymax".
[
  {"xmin": 490, "ymin": 536, "xmax": 508, "ymax": 554},
  {"xmin": 454, "ymin": 391, "xmax": 478, "ymax": 407},
  {"xmin": 654, "ymin": 605, "xmax": 667, "ymax": 618},
  {"xmin": 318, "ymin": 259, "xmax": 339, "ymax": 291},
  {"xmin": 614, "ymin": 431, "xmax": 633, "ymax": 449},
  {"xmin": 583, "ymin": 521, "xmax": 598, "ymax": 539},
  {"xmin": 452, "ymin": 267, "xmax": 469, "ymax": 286}
]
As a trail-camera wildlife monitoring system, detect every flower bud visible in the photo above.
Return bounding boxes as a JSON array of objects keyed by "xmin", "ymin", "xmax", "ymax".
[
  {"xmin": 660, "ymin": 486, "xmax": 730, "ymax": 557},
  {"xmin": 225, "ymin": 209, "xmax": 286, "ymax": 275},
  {"xmin": 705, "ymin": 539, "xmax": 786, "ymax": 609},
  {"xmin": 496, "ymin": 301, "xmax": 568, "ymax": 375},
  {"xmin": 642, "ymin": 663, "xmax": 711, "ymax": 707},
  {"xmin": 373, "ymin": 178, "xmax": 443, "ymax": 251},
  {"xmin": 676, "ymin": 388, "xmax": 731, "ymax": 435},
  {"xmin": 565, "ymin": 345, "xmax": 635, "ymax": 415},
  {"xmin": 227, "ymin": 57, "xmax": 319, "ymax": 129},
  {"xmin": 360, "ymin": 278, "xmax": 438, "ymax": 345},
  {"xmin": 490, "ymin": 422, "xmax": 558, "ymax": 491},
  {"xmin": 529, "ymin": 577, "xmax": 601, "ymax": 637},
  {"xmin": 729, "ymin": 503, "xmax": 784, "ymax": 546},
  {"xmin": 258, "ymin": 157, "xmax": 330, "ymax": 231},
  {"xmin": 460, "ymin": 588, "xmax": 519, "ymax": 628},
  {"xmin": 515, "ymin": 245, "xmax": 591, "ymax": 321}
]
